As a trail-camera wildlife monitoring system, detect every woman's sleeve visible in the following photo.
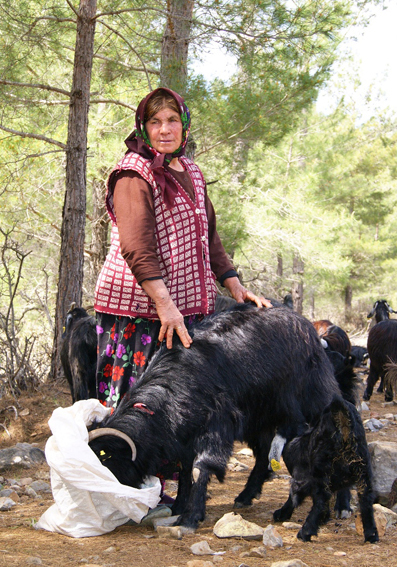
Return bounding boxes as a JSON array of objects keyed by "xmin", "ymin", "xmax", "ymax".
[
  {"xmin": 205, "ymin": 192, "xmax": 238, "ymax": 284},
  {"xmin": 113, "ymin": 171, "xmax": 163, "ymax": 284}
]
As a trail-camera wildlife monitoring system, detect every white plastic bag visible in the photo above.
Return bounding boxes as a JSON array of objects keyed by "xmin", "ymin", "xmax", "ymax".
[{"xmin": 35, "ymin": 399, "xmax": 161, "ymax": 538}]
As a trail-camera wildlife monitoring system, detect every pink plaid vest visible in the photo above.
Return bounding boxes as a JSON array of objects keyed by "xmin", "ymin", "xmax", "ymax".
[{"xmin": 94, "ymin": 152, "xmax": 217, "ymax": 319}]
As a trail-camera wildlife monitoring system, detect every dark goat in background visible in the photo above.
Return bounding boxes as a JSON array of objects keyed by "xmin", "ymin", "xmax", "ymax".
[
  {"xmin": 273, "ymin": 397, "xmax": 378, "ymax": 544},
  {"xmin": 367, "ymin": 299, "xmax": 395, "ymax": 324},
  {"xmin": 60, "ymin": 305, "xmax": 97, "ymax": 403},
  {"xmin": 363, "ymin": 319, "xmax": 397, "ymax": 402},
  {"xmin": 88, "ymin": 305, "xmax": 358, "ymax": 532}
]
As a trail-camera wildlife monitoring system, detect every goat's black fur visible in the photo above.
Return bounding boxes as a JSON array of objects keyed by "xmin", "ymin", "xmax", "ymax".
[
  {"xmin": 88, "ymin": 304, "xmax": 357, "ymax": 531},
  {"xmin": 367, "ymin": 299, "xmax": 395, "ymax": 324},
  {"xmin": 273, "ymin": 397, "xmax": 379, "ymax": 544},
  {"xmin": 60, "ymin": 306, "xmax": 97, "ymax": 403},
  {"xmin": 364, "ymin": 319, "xmax": 397, "ymax": 401}
]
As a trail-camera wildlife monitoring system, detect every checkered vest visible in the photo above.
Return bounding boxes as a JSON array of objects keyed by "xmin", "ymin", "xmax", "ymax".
[{"xmin": 94, "ymin": 152, "xmax": 218, "ymax": 318}]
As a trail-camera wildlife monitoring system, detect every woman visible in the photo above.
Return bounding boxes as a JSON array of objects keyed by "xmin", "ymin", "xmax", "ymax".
[{"xmin": 94, "ymin": 87, "xmax": 270, "ymax": 410}]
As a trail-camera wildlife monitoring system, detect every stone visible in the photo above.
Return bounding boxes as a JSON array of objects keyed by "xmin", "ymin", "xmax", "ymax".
[
  {"xmin": 270, "ymin": 561, "xmax": 308, "ymax": 567},
  {"xmin": 0, "ymin": 497, "xmax": 16, "ymax": 511},
  {"xmin": 355, "ymin": 508, "xmax": 387, "ymax": 537},
  {"xmin": 140, "ymin": 505, "xmax": 173, "ymax": 526},
  {"xmin": 26, "ymin": 558, "xmax": 43, "ymax": 565},
  {"xmin": 213, "ymin": 512, "xmax": 264, "ymax": 540},
  {"xmin": 186, "ymin": 561, "xmax": 215, "ymax": 567},
  {"xmin": 262, "ymin": 525, "xmax": 283, "ymax": 548},
  {"xmin": 361, "ymin": 401, "xmax": 370, "ymax": 411},
  {"xmin": 368, "ymin": 441, "xmax": 397, "ymax": 500},
  {"xmin": 156, "ymin": 525, "xmax": 183, "ymax": 539},
  {"xmin": 241, "ymin": 546, "xmax": 266, "ymax": 558},
  {"xmin": 236, "ymin": 448, "xmax": 253, "ymax": 457},
  {"xmin": 29, "ymin": 480, "xmax": 51, "ymax": 493},
  {"xmin": 282, "ymin": 522, "xmax": 302, "ymax": 529},
  {"xmin": 153, "ymin": 515, "xmax": 180, "ymax": 529},
  {"xmin": 0, "ymin": 443, "xmax": 45, "ymax": 472},
  {"xmin": 190, "ymin": 541, "xmax": 225, "ymax": 556},
  {"xmin": 19, "ymin": 477, "xmax": 33, "ymax": 486}
]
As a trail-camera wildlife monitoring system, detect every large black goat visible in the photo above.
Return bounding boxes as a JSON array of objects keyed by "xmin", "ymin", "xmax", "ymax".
[
  {"xmin": 273, "ymin": 397, "xmax": 378, "ymax": 543},
  {"xmin": 88, "ymin": 304, "xmax": 358, "ymax": 532},
  {"xmin": 60, "ymin": 305, "xmax": 97, "ymax": 403},
  {"xmin": 363, "ymin": 319, "xmax": 397, "ymax": 401},
  {"xmin": 367, "ymin": 299, "xmax": 395, "ymax": 323}
]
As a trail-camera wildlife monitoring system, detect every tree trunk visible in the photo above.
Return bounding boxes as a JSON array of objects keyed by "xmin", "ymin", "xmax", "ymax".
[
  {"xmin": 292, "ymin": 254, "xmax": 304, "ymax": 315},
  {"xmin": 160, "ymin": 0, "xmax": 194, "ymax": 97},
  {"xmin": 90, "ymin": 176, "xmax": 109, "ymax": 285},
  {"xmin": 50, "ymin": 0, "xmax": 97, "ymax": 381},
  {"xmin": 345, "ymin": 284, "xmax": 353, "ymax": 325}
]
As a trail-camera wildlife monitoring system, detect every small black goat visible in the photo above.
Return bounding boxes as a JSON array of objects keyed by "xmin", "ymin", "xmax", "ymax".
[
  {"xmin": 60, "ymin": 305, "xmax": 97, "ymax": 403},
  {"xmin": 363, "ymin": 319, "xmax": 397, "ymax": 401},
  {"xmin": 273, "ymin": 397, "xmax": 379, "ymax": 544}
]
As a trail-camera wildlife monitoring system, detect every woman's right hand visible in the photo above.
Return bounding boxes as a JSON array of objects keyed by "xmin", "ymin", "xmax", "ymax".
[
  {"xmin": 141, "ymin": 279, "xmax": 192, "ymax": 349},
  {"xmin": 155, "ymin": 295, "xmax": 193, "ymax": 349}
]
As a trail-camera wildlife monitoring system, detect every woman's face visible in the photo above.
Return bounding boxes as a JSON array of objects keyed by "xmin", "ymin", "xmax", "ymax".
[{"xmin": 145, "ymin": 107, "xmax": 183, "ymax": 154}]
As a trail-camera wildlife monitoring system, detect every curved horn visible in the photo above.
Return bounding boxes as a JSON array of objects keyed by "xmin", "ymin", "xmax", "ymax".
[{"xmin": 88, "ymin": 427, "xmax": 137, "ymax": 461}]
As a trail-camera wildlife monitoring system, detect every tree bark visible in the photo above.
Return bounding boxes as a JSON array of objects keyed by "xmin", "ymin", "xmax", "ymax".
[
  {"xmin": 90, "ymin": 176, "xmax": 109, "ymax": 284},
  {"xmin": 292, "ymin": 253, "xmax": 304, "ymax": 315},
  {"xmin": 160, "ymin": 0, "xmax": 194, "ymax": 97},
  {"xmin": 345, "ymin": 284, "xmax": 353, "ymax": 324},
  {"xmin": 50, "ymin": 0, "xmax": 97, "ymax": 381}
]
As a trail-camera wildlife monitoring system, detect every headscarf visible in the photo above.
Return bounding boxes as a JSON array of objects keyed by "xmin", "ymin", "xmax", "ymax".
[{"xmin": 124, "ymin": 88, "xmax": 191, "ymax": 210}]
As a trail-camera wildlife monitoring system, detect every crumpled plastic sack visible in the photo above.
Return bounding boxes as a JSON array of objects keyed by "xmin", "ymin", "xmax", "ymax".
[{"xmin": 35, "ymin": 399, "xmax": 161, "ymax": 538}]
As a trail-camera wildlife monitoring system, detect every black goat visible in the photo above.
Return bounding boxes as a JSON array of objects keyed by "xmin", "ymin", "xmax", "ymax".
[
  {"xmin": 273, "ymin": 397, "xmax": 378, "ymax": 543},
  {"xmin": 367, "ymin": 299, "xmax": 395, "ymax": 324},
  {"xmin": 313, "ymin": 320, "xmax": 351, "ymax": 358},
  {"xmin": 60, "ymin": 306, "xmax": 97, "ymax": 403},
  {"xmin": 350, "ymin": 345, "xmax": 369, "ymax": 368},
  {"xmin": 363, "ymin": 319, "xmax": 397, "ymax": 401},
  {"xmin": 88, "ymin": 304, "xmax": 356, "ymax": 532}
]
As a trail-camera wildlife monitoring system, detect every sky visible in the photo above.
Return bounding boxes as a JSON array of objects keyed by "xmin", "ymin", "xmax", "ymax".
[{"xmin": 193, "ymin": 2, "xmax": 397, "ymax": 121}]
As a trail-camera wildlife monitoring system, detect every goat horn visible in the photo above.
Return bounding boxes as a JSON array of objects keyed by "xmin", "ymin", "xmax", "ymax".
[{"xmin": 88, "ymin": 427, "xmax": 137, "ymax": 461}]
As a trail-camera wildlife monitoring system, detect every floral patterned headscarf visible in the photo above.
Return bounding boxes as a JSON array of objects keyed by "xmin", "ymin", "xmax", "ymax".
[{"xmin": 124, "ymin": 88, "xmax": 191, "ymax": 210}]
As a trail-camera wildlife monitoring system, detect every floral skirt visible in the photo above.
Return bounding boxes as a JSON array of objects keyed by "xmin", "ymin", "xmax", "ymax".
[{"xmin": 95, "ymin": 312, "xmax": 202, "ymax": 410}]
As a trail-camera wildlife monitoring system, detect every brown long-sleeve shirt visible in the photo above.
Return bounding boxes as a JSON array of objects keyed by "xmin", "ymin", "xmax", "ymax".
[{"xmin": 113, "ymin": 168, "xmax": 236, "ymax": 285}]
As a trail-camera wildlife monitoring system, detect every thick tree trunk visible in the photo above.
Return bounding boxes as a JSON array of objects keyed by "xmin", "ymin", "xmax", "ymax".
[
  {"xmin": 50, "ymin": 0, "xmax": 97, "ymax": 381},
  {"xmin": 160, "ymin": 0, "xmax": 194, "ymax": 97}
]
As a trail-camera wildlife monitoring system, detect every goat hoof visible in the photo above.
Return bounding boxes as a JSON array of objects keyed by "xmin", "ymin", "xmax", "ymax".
[{"xmin": 233, "ymin": 500, "xmax": 252, "ymax": 509}]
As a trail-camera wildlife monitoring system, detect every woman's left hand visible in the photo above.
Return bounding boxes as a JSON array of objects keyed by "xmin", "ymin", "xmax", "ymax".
[{"xmin": 223, "ymin": 277, "xmax": 273, "ymax": 309}]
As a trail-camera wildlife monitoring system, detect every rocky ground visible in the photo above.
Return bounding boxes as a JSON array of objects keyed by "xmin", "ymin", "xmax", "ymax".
[{"xmin": 1, "ymin": 366, "xmax": 397, "ymax": 567}]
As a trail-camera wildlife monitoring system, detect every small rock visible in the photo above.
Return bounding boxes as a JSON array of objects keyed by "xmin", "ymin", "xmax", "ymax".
[
  {"xmin": 242, "ymin": 546, "xmax": 266, "ymax": 558},
  {"xmin": 153, "ymin": 515, "xmax": 180, "ymax": 529},
  {"xmin": 156, "ymin": 525, "xmax": 183, "ymax": 539},
  {"xmin": 20, "ymin": 408, "xmax": 30, "ymax": 416},
  {"xmin": 262, "ymin": 525, "xmax": 283, "ymax": 548},
  {"xmin": 187, "ymin": 561, "xmax": 215, "ymax": 567},
  {"xmin": 26, "ymin": 558, "xmax": 42, "ymax": 565},
  {"xmin": 361, "ymin": 402, "xmax": 370, "ymax": 411},
  {"xmin": 374, "ymin": 503, "xmax": 397, "ymax": 527},
  {"xmin": 25, "ymin": 487, "xmax": 39, "ymax": 499},
  {"xmin": 355, "ymin": 507, "xmax": 387, "ymax": 537},
  {"xmin": 236, "ymin": 448, "xmax": 253, "ymax": 457},
  {"xmin": 140, "ymin": 505, "xmax": 172, "ymax": 526},
  {"xmin": 270, "ymin": 561, "xmax": 308, "ymax": 567},
  {"xmin": 0, "ymin": 497, "xmax": 16, "ymax": 511},
  {"xmin": 30, "ymin": 480, "xmax": 51, "ymax": 493},
  {"xmin": 103, "ymin": 546, "xmax": 117, "ymax": 553},
  {"xmin": 384, "ymin": 413, "xmax": 394, "ymax": 421},
  {"xmin": 213, "ymin": 512, "xmax": 264, "ymax": 540},
  {"xmin": 334, "ymin": 551, "xmax": 347, "ymax": 556},
  {"xmin": 282, "ymin": 522, "xmax": 302, "ymax": 529},
  {"xmin": 190, "ymin": 541, "xmax": 225, "ymax": 556}
]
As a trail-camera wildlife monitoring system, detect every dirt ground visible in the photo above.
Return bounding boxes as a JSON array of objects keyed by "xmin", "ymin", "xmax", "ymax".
[{"xmin": 2, "ymin": 367, "xmax": 397, "ymax": 567}]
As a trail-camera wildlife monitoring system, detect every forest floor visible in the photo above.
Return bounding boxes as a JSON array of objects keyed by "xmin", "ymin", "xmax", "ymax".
[{"xmin": 1, "ymin": 362, "xmax": 397, "ymax": 567}]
